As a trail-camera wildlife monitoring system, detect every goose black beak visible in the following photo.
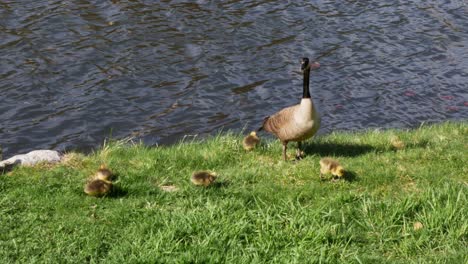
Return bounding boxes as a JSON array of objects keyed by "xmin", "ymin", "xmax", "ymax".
[{"xmin": 301, "ymin": 57, "xmax": 309, "ymax": 71}]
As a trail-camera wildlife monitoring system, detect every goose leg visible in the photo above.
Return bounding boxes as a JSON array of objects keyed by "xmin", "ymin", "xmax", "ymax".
[
  {"xmin": 282, "ymin": 141, "xmax": 288, "ymax": 161},
  {"xmin": 295, "ymin": 141, "xmax": 303, "ymax": 160}
]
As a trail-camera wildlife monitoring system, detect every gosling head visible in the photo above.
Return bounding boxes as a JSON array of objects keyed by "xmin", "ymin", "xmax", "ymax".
[
  {"xmin": 334, "ymin": 166, "xmax": 345, "ymax": 177},
  {"xmin": 207, "ymin": 174, "xmax": 216, "ymax": 183},
  {"xmin": 301, "ymin": 57, "xmax": 320, "ymax": 71},
  {"xmin": 96, "ymin": 164, "xmax": 112, "ymax": 181},
  {"xmin": 249, "ymin": 131, "xmax": 257, "ymax": 137}
]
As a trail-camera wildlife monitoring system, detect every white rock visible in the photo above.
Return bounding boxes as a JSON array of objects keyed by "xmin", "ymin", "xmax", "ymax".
[{"xmin": 0, "ymin": 150, "xmax": 62, "ymax": 168}]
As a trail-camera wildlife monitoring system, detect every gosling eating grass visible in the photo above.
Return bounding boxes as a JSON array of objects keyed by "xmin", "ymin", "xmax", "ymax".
[
  {"xmin": 243, "ymin": 131, "xmax": 260, "ymax": 151},
  {"xmin": 319, "ymin": 158, "xmax": 345, "ymax": 181},
  {"xmin": 191, "ymin": 171, "xmax": 217, "ymax": 187},
  {"xmin": 84, "ymin": 165, "xmax": 113, "ymax": 197}
]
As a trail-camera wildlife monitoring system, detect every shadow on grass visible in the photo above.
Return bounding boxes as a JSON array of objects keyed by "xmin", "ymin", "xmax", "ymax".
[
  {"xmin": 103, "ymin": 174, "xmax": 128, "ymax": 198},
  {"xmin": 108, "ymin": 185, "xmax": 128, "ymax": 198},
  {"xmin": 189, "ymin": 180, "xmax": 230, "ymax": 189},
  {"xmin": 81, "ymin": 185, "xmax": 128, "ymax": 199},
  {"xmin": 344, "ymin": 171, "xmax": 358, "ymax": 182},
  {"xmin": 395, "ymin": 140, "xmax": 431, "ymax": 151},
  {"xmin": 304, "ymin": 142, "xmax": 375, "ymax": 157},
  {"xmin": 0, "ymin": 163, "xmax": 17, "ymax": 174},
  {"xmin": 319, "ymin": 171, "xmax": 358, "ymax": 183},
  {"xmin": 212, "ymin": 180, "xmax": 230, "ymax": 188}
]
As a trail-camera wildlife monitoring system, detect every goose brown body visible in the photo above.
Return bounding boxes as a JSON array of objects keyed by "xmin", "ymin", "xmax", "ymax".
[{"xmin": 262, "ymin": 99, "xmax": 320, "ymax": 142}]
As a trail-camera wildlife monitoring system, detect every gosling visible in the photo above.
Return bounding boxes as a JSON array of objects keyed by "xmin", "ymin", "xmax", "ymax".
[
  {"xmin": 191, "ymin": 171, "xmax": 217, "ymax": 187},
  {"xmin": 84, "ymin": 165, "xmax": 113, "ymax": 197},
  {"xmin": 243, "ymin": 131, "xmax": 260, "ymax": 151},
  {"xmin": 319, "ymin": 158, "xmax": 345, "ymax": 180},
  {"xmin": 390, "ymin": 136, "xmax": 405, "ymax": 150}
]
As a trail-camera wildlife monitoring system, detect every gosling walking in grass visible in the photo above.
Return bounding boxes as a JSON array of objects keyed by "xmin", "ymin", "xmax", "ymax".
[
  {"xmin": 243, "ymin": 131, "xmax": 260, "ymax": 151},
  {"xmin": 191, "ymin": 171, "xmax": 217, "ymax": 187},
  {"xmin": 84, "ymin": 165, "xmax": 113, "ymax": 197},
  {"xmin": 319, "ymin": 158, "xmax": 345, "ymax": 180}
]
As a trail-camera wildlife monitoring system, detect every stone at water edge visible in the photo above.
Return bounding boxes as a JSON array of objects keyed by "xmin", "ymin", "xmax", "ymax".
[{"xmin": 0, "ymin": 150, "xmax": 62, "ymax": 169}]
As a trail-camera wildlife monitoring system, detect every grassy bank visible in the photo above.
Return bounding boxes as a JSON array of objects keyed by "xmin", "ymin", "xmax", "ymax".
[{"xmin": 0, "ymin": 122, "xmax": 466, "ymax": 263}]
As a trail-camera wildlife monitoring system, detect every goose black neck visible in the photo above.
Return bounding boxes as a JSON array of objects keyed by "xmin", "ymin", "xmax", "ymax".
[{"xmin": 302, "ymin": 68, "xmax": 311, "ymax": 99}]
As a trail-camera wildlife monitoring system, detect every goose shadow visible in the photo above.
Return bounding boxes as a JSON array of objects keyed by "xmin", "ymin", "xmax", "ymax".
[{"xmin": 303, "ymin": 142, "xmax": 375, "ymax": 158}]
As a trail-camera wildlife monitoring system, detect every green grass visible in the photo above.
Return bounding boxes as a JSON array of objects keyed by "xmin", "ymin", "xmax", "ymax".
[{"xmin": 1, "ymin": 122, "xmax": 467, "ymax": 263}]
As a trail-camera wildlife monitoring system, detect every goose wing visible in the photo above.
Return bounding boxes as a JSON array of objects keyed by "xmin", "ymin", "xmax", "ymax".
[{"xmin": 259, "ymin": 105, "xmax": 299, "ymax": 136}]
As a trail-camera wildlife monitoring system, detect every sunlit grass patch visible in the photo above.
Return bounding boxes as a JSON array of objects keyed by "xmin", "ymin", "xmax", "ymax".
[{"xmin": 0, "ymin": 122, "xmax": 466, "ymax": 263}]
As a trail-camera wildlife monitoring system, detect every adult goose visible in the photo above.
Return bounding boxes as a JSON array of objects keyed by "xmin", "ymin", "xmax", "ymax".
[{"xmin": 259, "ymin": 57, "xmax": 321, "ymax": 160}]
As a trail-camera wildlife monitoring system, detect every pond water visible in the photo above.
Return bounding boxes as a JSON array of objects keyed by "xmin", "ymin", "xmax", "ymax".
[{"xmin": 1, "ymin": 0, "xmax": 467, "ymax": 157}]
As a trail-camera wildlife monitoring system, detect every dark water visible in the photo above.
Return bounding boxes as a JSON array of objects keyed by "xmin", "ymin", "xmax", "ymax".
[{"xmin": 1, "ymin": 0, "xmax": 467, "ymax": 157}]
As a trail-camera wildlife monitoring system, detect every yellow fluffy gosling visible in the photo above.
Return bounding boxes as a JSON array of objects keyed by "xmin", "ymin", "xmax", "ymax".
[
  {"xmin": 84, "ymin": 165, "xmax": 113, "ymax": 197},
  {"xmin": 319, "ymin": 158, "xmax": 345, "ymax": 180},
  {"xmin": 191, "ymin": 171, "xmax": 217, "ymax": 187},
  {"xmin": 243, "ymin": 131, "xmax": 260, "ymax": 151},
  {"xmin": 390, "ymin": 136, "xmax": 405, "ymax": 150}
]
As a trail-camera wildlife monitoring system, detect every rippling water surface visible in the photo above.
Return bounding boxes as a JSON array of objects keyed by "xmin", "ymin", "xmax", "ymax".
[{"xmin": 1, "ymin": 0, "xmax": 467, "ymax": 156}]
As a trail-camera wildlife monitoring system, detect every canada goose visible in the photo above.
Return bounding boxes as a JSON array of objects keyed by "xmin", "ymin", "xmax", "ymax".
[
  {"xmin": 259, "ymin": 58, "xmax": 321, "ymax": 160},
  {"xmin": 319, "ymin": 158, "xmax": 345, "ymax": 180},
  {"xmin": 84, "ymin": 165, "xmax": 113, "ymax": 197},
  {"xmin": 191, "ymin": 171, "xmax": 217, "ymax": 187},
  {"xmin": 243, "ymin": 131, "xmax": 260, "ymax": 151}
]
